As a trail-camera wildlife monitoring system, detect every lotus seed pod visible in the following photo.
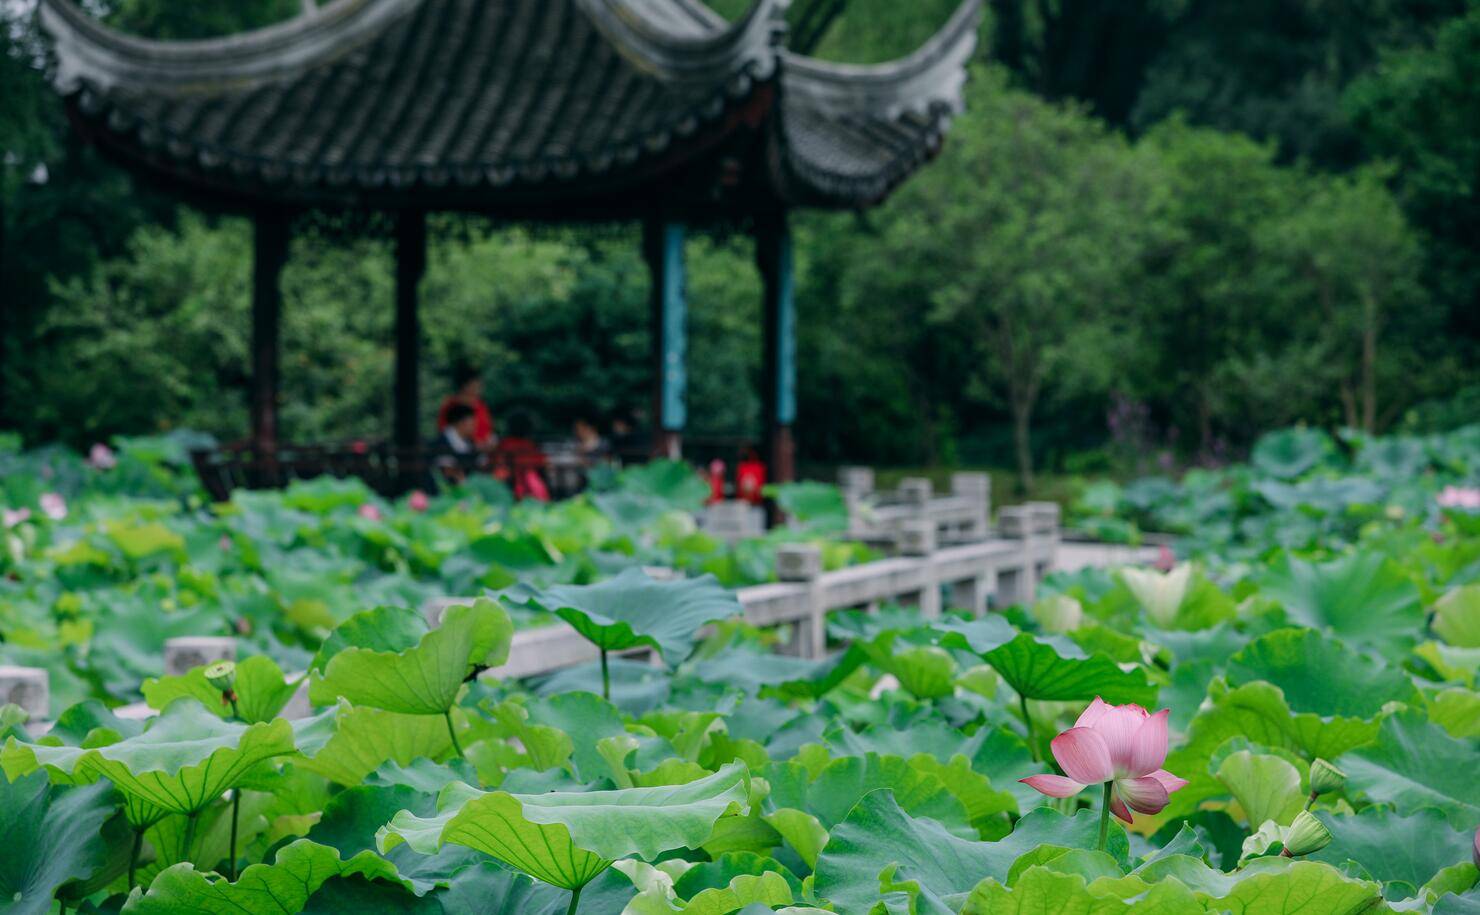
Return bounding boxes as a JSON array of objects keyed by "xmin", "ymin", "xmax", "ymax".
[
  {"xmin": 1283, "ymin": 810, "xmax": 1332, "ymax": 857},
  {"xmin": 1309, "ymin": 758, "xmax": 1346, "ymax": 796},
  {"xmin": 203, "ymin": 660, "xmax": 236, "ymax": 693}
]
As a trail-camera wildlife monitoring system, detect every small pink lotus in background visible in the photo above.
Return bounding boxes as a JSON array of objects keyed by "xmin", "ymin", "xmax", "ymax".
[
  {"xmin": 357, "ymin": 503, "xmax": 382, "ymax": 522},
  {"xmin": 1437, "ymin": 486, "xmax": 1480, "ymax": 510},
  {"xmin": 219, "ymin": 534, "xmax": 233, "ymax": 552},
  {"xmin": 1154, "ymin": 544, "xmax": 1176, "ymax": 572},
  {"xmin": 1021, "ymin": 697, "xmax": 1187, "ymax": 844},
  {"xmin": 39, "ymin": 493, "xmax": 67, "ymax": 521},
  {"xmin": 88, "ymin": 443, "xmax": 117, "ymax": 470},
  {"xmin": 408, "ymin": 490, "xmax": 430, "ymax": 512},
  {"xmin": 3, "ymin": 507, "xmax": 31, "ymax": 528}
]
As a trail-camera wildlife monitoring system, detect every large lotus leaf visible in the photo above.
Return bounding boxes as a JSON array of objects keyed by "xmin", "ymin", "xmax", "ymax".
[
  {"xmin": 142, "ymin": 655, "xmax": 301, "ymax": 723},
  {"xmin": 1214, "ymin": 750, "xmax": 1304, "ymax": 828},
  {"xmin": 502, "ymin": 568, "xmax": 743, "ymax": 665},
  {"xmin": 121, "ymin": 838, "xmax": 415, "ymax": 914},
  {"xmin": 962, "ymin": 866, "xmax": 1199, "ymax": 915},
  {"xmin": 309, "ymin": 599, "xmax": 512, "ymax": 713},
  {"xmin": 295, "ymin": 704, "xmax": 454, "ymax": 786},
  {"xmin": 617, "ymin": 460, "xmax": 711, "ymax": 511},
  {"xmin": 17, "ymin": 702, "xmax": 296, "ymax": 814},
  {"xmin": 618, "ymin": 860, "xmax": 794, "ymax": 915},
  {"xmin": 0, "ymin": 773, "xmax": 119, "ymax": 915},
  {"xmin": 977, "ymin": 632, "xmax": 1158, "ymax": 706},
  {"xmin": 1311, "ymin": 807, "xmax": 1476, "ymax": 891},
  {"xmin": 523, "ymin": 691, "xmax": 628, "ymax": 782},
  {"xmin": 1251, "ymin": 427, "xmax": 1335, "ymax": 479},
  {"xmin": 770, "ymin": 752, "xmax": 972, "ymax": 836},
  {"xmin": 1259, "ymin": 552, "xmax": 1423, "ymax": 650},
  {"xmin": 1436, "ymin": 585, "xmax": 1480, "ymax": 648},
  {"xmin": 380, "ymin": 762, "xmax": 751, "ymax": 889},
  {"xmin": 1090, "ymin": 858, "xmax": 1383, "ymax": 913},
  {"xmin": 306, "ymin": 784, "xmax": 482, "ymax": 895},
  {"xmin": 1225, "ymin": 628, "xmax": 1420, "ymax": 718},
  {"xmin": 1340, "ymin": 711, "xmax": 1480, "ymax": 827},
  {"xmin": 684, "ymin": 646, "xmax": 862, "ymax": 702},
  {"xmin": 1428, "ymin": 688, "xmax": 1480, "ymax": 739},
  {"xmin": 813, "ymin": 791, "xmax": 1126, "ymax": 915}
]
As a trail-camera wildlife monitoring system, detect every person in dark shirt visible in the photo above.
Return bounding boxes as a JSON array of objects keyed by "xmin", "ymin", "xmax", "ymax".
[{"xmin": 430, "ymin": 402, "xmax": 480, "ymax": 483}]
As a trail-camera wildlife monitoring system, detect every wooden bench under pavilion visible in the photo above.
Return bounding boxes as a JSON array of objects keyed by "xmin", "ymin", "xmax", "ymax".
[{"xmin": 39, "ymin": 0, "xmax": 980, "ymax": 497}]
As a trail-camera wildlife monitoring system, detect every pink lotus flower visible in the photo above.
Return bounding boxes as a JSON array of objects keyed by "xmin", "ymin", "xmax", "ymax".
[
  {"xmin": 1437, "ymin": 486, "xmax": 1480, "ymax": 510},
  {"xmin": 357, "ymin": 503, "xmax": 382, "ymax": 522},
  {"xmin": 1020, "ymin": 697, "xmax": 1188, "ymax": 824},
  {"xmin": 88, "ymin": 443, "xmax": 117, "ymax": 470},
  {"xmin": 39, "ymin": 492, "xmax": 67, "ymax": 521},
  {"xmin": 1473, "ymin": 827, "xmax": 1479, "ymax": 869},
  {"xmin": 408, "ymin": 490, "xmax": 430, "ymax": 512},
  {"xmin": 3, "ymin": 507, "xmax": 30, "ymax": 528}
]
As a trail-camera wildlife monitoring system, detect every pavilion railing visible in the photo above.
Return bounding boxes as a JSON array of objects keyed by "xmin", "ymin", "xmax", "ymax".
[{"xmin": 189, "ymin": 443, "xmax": 591, "ymax": 502}]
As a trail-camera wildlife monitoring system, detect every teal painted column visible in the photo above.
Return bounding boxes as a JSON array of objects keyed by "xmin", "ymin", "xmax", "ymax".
[
  {"xmin": 644, "ymin": 219, "xmax": 686, "ymax": 458},
  {"xmin": 758, "ymin": 213, "xmax": 796, "ymax": 482}
]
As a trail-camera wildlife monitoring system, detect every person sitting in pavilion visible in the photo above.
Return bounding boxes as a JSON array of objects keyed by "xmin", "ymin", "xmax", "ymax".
[
  {"xmin": 430, "ymin": 402, "xmax": 480, "ymax": 483},
  {"xmin": 493, "ymin": 410, "xmax": 550, "ymax": 501},
  {"xmin": 437, "ymin": 365, "xmax": 495, "ymax": 450},
  {"xmin": 571, "ymin": 414, "xmax": 611, "ymax": 464}
]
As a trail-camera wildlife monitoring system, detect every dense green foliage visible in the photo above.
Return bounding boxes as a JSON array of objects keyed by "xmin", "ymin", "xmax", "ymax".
[
  {"xmin": 2, "ymin": 430, "xmax": 1479, "ymax": 912},
  {"xmin": 2, "ymin": 1, "xmax": 1477, "ymax": 475}
]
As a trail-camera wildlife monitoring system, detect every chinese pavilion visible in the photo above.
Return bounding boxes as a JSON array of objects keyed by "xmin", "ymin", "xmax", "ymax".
[{"xmin": 39, "ymin": 0, "xmax": 979, "ymax": 487}]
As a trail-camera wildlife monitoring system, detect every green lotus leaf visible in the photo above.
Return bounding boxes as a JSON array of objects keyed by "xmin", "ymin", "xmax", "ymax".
[
  {"xmin": 977, "ymin": 632, "xmax": 1158, "ymax": 706},
  {"xmin": 1436, "ymin": 585, "xmax": 1480, "ymax": 648},
  {"xmin": 964, "ymin": 865, "xmax": 1198, "ymax": 914},
  {"xmin": 309, "ymin": 599, "xmax": 512, "ymax": 714},
  {"xmin": 1225, "ymin": 627, "xmax": 1420, "ymax": 718},
  {"xmin": 294, "ymin": 704, "xmax": 454, "ymax": 786},
  {"xmin": 120, "ymin": 837, "xmax": 415, "ymax": 914},
  {"xmin": 1210, "ymin": 859, "xmax": 1384, "ymax": 913},
  {"xmin": 379, "ymin": 761, "xmax": 751, "ymax": 890},
  {"xmin": 1251, "ymin": 427, "xmax": 1335, "ymax": 479},
  {"xmin": 812, "ymin": 790, "xmax": 1126, "ymax": 915},
  {"xmin": 1340, "ymin": 710, "xmax": 1480, "ymax": 827},
  {"xmin": 501, "ymin": 568, "xmax": 743, "ymax": 666},
  {"xmin": 769, "ymin": 752, "xmax": 972, "ymax": 837},
  {"xmin": 1259, "ymin": 551, "xmax": 1424, "ymax": 651},
  {"xmin": 18, "ymin": 702, "xmax": 297, "ymax": 815},
  {"xmin": 142, "ymin": 655, "xmax": 302, "ymax": 723},
  {"xmin": 1182, "ymin": 678, "xmax": 1382, "ymax": 767},
  {"xmin": 1311, "ymin": 807, "xmax": 1477, "ymax": 891},
  {"xmin": 1428, "ymin": 687, "xmax": 1480, "ymax": 738},
  {"xmin": 1214, "ymin": 750, "xmax": 1305, "ymax": 828},
  {"xmin": 0, "ymin": 773, "xmax": 120, "ymax": 915}
]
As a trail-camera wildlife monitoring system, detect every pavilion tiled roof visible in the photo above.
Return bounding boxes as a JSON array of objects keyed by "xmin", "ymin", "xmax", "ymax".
[{"xmin": 39, "ymin": 0, "xmax": 980, "ymax": 212}]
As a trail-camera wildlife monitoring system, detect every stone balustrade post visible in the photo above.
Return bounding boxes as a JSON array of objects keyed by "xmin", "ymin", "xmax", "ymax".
[
  {"xmin": 0, "ymin": 665, "xmax": 49, "ymax": 722},
  {"xmin": 775, "ymin": 543, "xmax": 825, "ymax": 659},
  {"xmin": 951, "ymin": 471, "xmax": 991, "ymax": 540},
  {"xmin": 164, "ymin": 636, "xmax": 237, "ymax": 677},
  {"xmin": 897, "ymin": 476, "xmax": 933, "ymax": 508},
  {"xmin": 896, "ymin": 519, "xmax": 941, "ymax": 618}
]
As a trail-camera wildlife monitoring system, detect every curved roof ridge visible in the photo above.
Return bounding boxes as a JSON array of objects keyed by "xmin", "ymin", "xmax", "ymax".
[
  {"xmin": 780, "ymin": 0, "xmax": 981, "ymax": 121},
  {"xmin": 40, "ymin": 0, "xmax": 418, "ymax": 95},
  {"xmin": 577, "ymin": 0, "xmax": 788, "ymax": 85}
]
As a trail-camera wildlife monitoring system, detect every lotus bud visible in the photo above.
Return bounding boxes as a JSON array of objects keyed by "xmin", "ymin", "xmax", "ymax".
[
  {"xmin": 1281, "ymin": 811, "xmax": 1332, "ymax": 857},
  {"xmin": 1308, "ymin": 758, "xmax": 1345, "ymax": 797},
  {"xmin": 204, "ymin": 660, "xmax": 238, "ymax": 706}
]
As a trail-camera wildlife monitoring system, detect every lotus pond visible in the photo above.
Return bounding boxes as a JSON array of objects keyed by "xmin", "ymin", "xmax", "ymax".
[{"xmin": 1, "ymin": 428, "xmax": 1478, "ymax": 914}]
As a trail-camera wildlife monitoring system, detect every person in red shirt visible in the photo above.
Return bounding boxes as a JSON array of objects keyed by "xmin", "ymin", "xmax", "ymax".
[
  {"xmin": 736, "ymin": 446, "xmax": 767, "ymax": 505},
  {"xmin": 493, "ymin": 410, "xmax": 550, "ymax": 501},
  {"xmin": 437, "ymin": 366, "xmax": 495, "ymax": 448}
]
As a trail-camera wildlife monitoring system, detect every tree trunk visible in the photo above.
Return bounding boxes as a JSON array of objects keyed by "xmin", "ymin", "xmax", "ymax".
[
  {"xmin": 1012, "ymin": 400, "xmax": 1034, "ymax": 495},
  {"xmin": 1360, "ymin": 291, "xmax": 1378, "ymax": 433}
]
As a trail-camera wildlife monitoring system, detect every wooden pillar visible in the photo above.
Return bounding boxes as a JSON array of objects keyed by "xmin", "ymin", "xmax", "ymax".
[
  {"xmin": 394, "ymin": 211, "xmax": 426, "ymax": 450},
  {"xmin": 251, "ymin": 210, "xmax": 290, "ymax": 463},
  {"xmin": 757, "ymin": 213, "xmax": 796, "ymax": 483},
  {"xmin": 643, "ymin": 218, "xmax": 687, "ymax": 459}
]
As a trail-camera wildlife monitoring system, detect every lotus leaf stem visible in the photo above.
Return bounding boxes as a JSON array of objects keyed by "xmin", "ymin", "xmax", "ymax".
[
  {"xmin": 1019, "ymin": 694, "xmax": 1038, "ymax": 760},
  {"xmin": 128, "ymin": 826, "xmax": 144, "ymax": 888},
  {"xmin": 227, "ymin": 790, "xmax": 241, "ymax": 880},
  {"xmin": 444, "ymin": 709, "xmax": 464, "ymax": 757},
  {"xmin": 1097, "ymin": 781, "xmax": 1113, "ymax": 852},
  {"xmin": 566, "ymin": 885, "xmax": 583, "ymax": 915},
  {"xmin": 600, "ymin": 648, "xmax": 611, "ymax": 701}
]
